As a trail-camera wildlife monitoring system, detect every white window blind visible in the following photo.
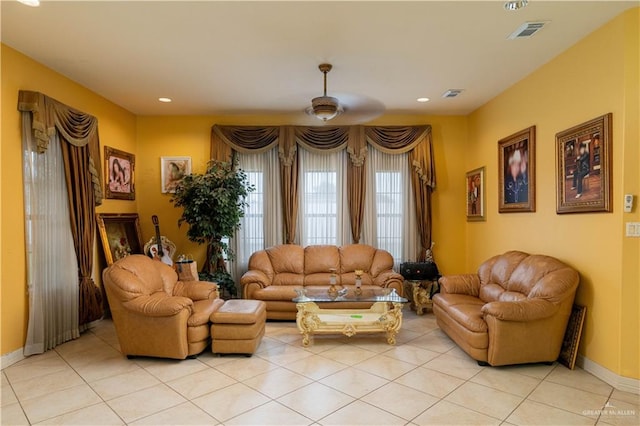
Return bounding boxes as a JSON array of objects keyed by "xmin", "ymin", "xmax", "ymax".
[
  {"xmin": 231, "ymin": 148, "xmax": 282, "ymax": 279},
  {"xmin": 298, "ymin": 147, "xmax": 350, "ymax": 246},
  {"xmin": 363, "ymin": 148, "xmax": 419, "ymax": 264}
]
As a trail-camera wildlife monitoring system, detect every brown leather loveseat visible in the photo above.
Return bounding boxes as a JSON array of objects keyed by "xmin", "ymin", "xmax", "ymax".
[
  {"xmin": 433, "ymin": 251, "xmax": 579, "ymax": 366},
  {"xmin": 241, "ymin": 244, "xmax": 404, "ymax": 319},
  {"xmin": 103, "ymin": 255, "xmax": 222, "ymax": 359}
]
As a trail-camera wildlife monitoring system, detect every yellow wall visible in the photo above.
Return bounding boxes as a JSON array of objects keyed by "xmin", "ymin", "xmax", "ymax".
[
  {"xmin": 135, "ymin": 114, "xmax": 469, "ymax": 276},
  {"xmin": 466, "ymin": 9, "xmax": 639, "ymax": 378},
  {"xmin": 0, "ymin": 44, "xmax": 137, "ymax": 355}
]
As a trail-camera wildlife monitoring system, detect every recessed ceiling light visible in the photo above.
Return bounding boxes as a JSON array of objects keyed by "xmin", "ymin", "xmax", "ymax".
[
  {"xmin": 18, "ymin": 0, "xmax": 40, "ymax": 6},
  {"xmin": 158, "ymin": 97, "xmax": 172, "ymax": 103},
  {"xmin": 416, "ymin": 97, "xmax": 430, "ymax": 103},
  {"xmin": 504, "ymin": 0, "xmax": 528, "ymax": 11}
]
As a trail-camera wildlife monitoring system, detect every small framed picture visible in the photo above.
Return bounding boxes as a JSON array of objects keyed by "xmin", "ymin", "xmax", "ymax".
[
  {"xmin": 556, "ymin": 113, "xmax": 612, "ymax": 214},
  {"xmin": 96, "ymin": 213, "xmax": 143, "ymax": 265},
  {"xmin": 161, "ymin": 156, "xmax": 191, "ymax": 193},
  {"xmin": 498, "ymin": 126, "xmax": 536, "ymax": 213},
  {"xmin": 104, "ymin": 147, "xmax": 135, "ymax": 200},
  {"xmin": 466, "ymin": 167, "xmax": 485, "ymax": 222}
]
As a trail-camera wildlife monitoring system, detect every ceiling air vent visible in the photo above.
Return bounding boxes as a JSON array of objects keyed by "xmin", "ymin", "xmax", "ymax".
[
  {"xmin": 508, "ymin": 21, "xmax": 548, "ymax": 39},
  {"xmin": 442, "ymin": 89, "xmax": 464, "ymax": 98}
]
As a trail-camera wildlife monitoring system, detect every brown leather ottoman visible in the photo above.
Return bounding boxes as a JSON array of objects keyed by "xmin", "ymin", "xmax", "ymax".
[{"xmin": 210, "ymin": 300, "xmax": 266, "ymax": 355}]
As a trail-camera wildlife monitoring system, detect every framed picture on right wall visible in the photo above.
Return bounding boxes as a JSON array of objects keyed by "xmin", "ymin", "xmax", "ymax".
[{"xmin": 555, "ymin": 113, "xmax": 612, "ymax": 214}]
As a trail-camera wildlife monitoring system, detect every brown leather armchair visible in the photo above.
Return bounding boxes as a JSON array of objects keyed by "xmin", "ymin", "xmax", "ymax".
[
  {"xmin": 103, "ymin": 255, "xmax": 222, "ymax": 359},
  {"xmin": 242, "ymin": 244, "xmax": 404, "ymax": 320},
  {"xmin": 433, "ymin": 251, "xmax": 579, "ymax": 366}
]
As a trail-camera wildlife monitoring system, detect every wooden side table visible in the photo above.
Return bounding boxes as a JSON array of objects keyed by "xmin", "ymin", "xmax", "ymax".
[{"xmin": 404, "ymin": 280, "xmax": 437, "ymax": 315}]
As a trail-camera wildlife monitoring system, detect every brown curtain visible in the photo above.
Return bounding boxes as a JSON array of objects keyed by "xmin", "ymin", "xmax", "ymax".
[
  {"xmin": 18, "ymin": 90, "xmax": 104, "ymax": 325},
  {"xmin": 409, "ymin": 129, "xmax": 437, "ymax": 260},
  {"xmin": 346, "ymin": 126, "xmax": 367, "ymax": 243},
  {"xmin": 279, "ymin": 127, "xmax": 299, "ymax": 243},
  {"xmin": 61, "ymin": 142, "xmax": 103, "ymax": 324}
]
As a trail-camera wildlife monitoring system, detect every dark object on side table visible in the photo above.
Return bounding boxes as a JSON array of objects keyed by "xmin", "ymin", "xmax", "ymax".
[{"xmin": 400, "ymin": 261, "xmax": 440, "ymax": 281}]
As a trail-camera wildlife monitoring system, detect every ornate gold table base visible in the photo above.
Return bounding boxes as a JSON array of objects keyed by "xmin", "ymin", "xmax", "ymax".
[
  {"xmin": 404, "ymin": 280, "xmax": 436, "ymax": 315},
  {"xmin": 295, "ymin": 301, "xmax": 404, "ymax": 347}
]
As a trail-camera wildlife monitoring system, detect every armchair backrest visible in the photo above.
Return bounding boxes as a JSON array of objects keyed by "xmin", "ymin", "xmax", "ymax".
[
  {"xmin": 477, "ymin": 251, "xmax": 579, "ymax": 303},
  {"xmin": 103, "ymin": 254, "xmax": 178, "ymax": 303}
]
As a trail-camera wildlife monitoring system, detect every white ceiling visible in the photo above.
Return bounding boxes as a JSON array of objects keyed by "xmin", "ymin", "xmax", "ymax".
[{"xmin": 1, "ymin": 1, "xmax": 637, "ymax": 122}]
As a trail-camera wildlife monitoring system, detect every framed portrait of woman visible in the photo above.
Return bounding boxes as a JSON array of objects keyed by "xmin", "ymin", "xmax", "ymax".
[
  {"xmin": 104, "ymin": 147, "xmax": 135, "ymax": 200},
  {"xmin": 498, "ymin": 126, "xmax": 536, "ymax": 213},
  {"xmin": 161, "ymin": 156, "xmax": 192, "ymax": 193}
]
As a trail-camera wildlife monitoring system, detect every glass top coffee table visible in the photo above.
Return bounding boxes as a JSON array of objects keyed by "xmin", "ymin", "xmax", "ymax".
[{"xmin": 292, "ymin": 288, "xmax": 408, "ymax": 347}]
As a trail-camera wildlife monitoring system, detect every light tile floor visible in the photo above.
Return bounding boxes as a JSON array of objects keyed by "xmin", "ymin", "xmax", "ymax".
[{"xmin": 1, "ymin": 311, "xmax": 638, "ymax": 426}]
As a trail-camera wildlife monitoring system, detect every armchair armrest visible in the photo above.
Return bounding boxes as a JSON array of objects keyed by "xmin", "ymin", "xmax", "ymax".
[
  {"xmin": 481, "ymin": 299, "xmax": 558, "ymax": 322},
  {"xmin": 173, "ymin": 281, "xmax": 219, "ymax": 301},
  {"xmin": 373, "ymin": 270, "xmax": 404, "ymax": 288},
  {"xmin": 123, "ymin": 292, "xmax": 193, "ymax": 317},
  {"xmin": 439, "ymin": 274, "xmax": 480, "ymax": 296},
  {"xmin": 240, "ymin": 270, "xmax": 271, "ymax": 288}
]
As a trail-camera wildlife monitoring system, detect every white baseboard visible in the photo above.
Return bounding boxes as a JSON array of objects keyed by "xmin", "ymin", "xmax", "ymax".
[
  {"xmin": 0, "ymin": 348, "xmax": 25, "ymax": 370},
  {"xmin": 577, "ymin": 354, "xmax": 640, "ymax": 395}
]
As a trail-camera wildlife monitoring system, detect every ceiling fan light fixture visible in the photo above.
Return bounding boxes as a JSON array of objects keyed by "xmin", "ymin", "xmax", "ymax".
[
  {"xmin": 18, "ymin": 0, "xmax": 40, "ymax": 6},
  {"xmin": 504, "ymin": 0, "xmax": 528, "ymax": 11},
  {"xmin": 307, "ymin": 96, "xmax": 343, "ymax": 121},
  {"xmin": 307, "ymin": 63, "xmax": 343, "ymax": 122}
]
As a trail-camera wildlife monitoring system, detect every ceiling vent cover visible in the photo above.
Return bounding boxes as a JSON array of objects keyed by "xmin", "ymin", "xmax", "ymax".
[
  {"xmin": 508, "ymin": 21, "xmax": 548, "ymax": 39},
  {"xmin": 442, "ymin": 89, "xmax": 464, "ymax": 98}
]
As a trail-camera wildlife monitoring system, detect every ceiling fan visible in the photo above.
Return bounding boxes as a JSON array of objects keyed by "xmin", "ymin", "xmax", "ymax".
[
  {"xmin": 304, "ymin": 63, "xmax": 384, "ymax": 124},
  {"xmin": 306, "ymin": 63, "xmax": 343, "ymax": 122}
]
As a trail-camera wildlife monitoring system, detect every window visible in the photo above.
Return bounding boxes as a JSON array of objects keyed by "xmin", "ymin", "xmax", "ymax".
[
  {"xmin": 231, "ymin": 148, "xmax": 282, "ymax": 279},
  {"xmin": 303, "ymin": 171, "xmax": 338, "ymax": 245},
  {"xmin": 238, "ymin": 171, "xmax": 264, "ymax": 263},
  {"xmin": 363, "ymin": 148, "xmax": 418, "ymax": 264},
  {"xmin": 375, "ymin": 171, "xmax": 403, "ymax": 260},
  {"xmin": 298, "ymin": 148, "xmax": 349, "ymax": 246}
]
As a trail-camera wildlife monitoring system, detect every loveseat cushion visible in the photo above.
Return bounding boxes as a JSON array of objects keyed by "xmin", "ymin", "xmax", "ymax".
[
  {"xmin": 251, "ymin": 285, "xmax": 301, "ymax": 301},
  {"xmin": 479, "ymin": 251, "xmax": 528, "ymax": 294},
  {"xmin": 339, "ymin": 244, "xmax": 376, "ymax": 274},
  {"xmin": 304, "ymin": 273, "xmax": 337, "ymax": 286},
  {"xmin": 267, "ymin": 245, "xmax": 304, "ymax": 274},
  {"xmin": 304, "ymin": 245, "xmax": 339, "ymax": 274},
  {"xmin": 433, "ymin": 294, "xmax": 487, "ymax": 333},
  {"xmin": 272, "ymin": 273, "xmax": 304, "ymax": 286}
]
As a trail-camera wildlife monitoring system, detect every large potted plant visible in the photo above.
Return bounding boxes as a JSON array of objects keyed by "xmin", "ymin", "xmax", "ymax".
[{"xmin": 171, "ymin": 159, "xmax": 253, "ymax": 298}]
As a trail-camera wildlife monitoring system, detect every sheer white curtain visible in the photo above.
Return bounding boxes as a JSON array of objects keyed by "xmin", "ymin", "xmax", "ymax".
[
  {"xmin": 362, "ymin": 147, "xmax": 419, "ymax": 265},
  {"xmin": 22, "ymin": 112, "xmax": 80, "ymax": 356},
  {"xmin": 230, "ymin": 148, "xmax": 283, "ymax": 280},
  {"xmin": 297, "ymin": 147, "xmax": 351, "ymax": 246}
]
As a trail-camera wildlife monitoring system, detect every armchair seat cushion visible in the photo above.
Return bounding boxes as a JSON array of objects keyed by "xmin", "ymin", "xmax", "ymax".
[{"xmin": 188, "ymin": 299, "xmax": 224, "ymax": 327}]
